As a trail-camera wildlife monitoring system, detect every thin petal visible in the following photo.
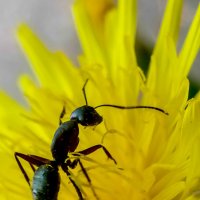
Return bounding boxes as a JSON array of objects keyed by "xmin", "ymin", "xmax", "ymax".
[
  {"xmin": 152, "ymin": 182, "xmax": 185, "ymax": 200},
  {"xmin": 178, "ymin": 3, "xmax": 200, "ymax": 77},
  {"xmin": 154, "ymin": 0, "xmax": 183, "ymax": 50},
  {"xmin": 107, "ymin": 0, "xmax": 137, "ymax": 73},
  {"xmin": 73, "ymin": 0, "xmax": 138, "ymax": 83},
  {"xmin": 180, "ymin": 99, "xmax": 200, "ymax": 199},
  {"xmin": 146, "ymin": 0, "xmax": 186, "ymax": 107},
  {"xmin": 16, "ymin": 24, "xmax": 81, "ymax": 99},
  {"xmin": 72, "ymin": 0, "xmax": 113, "ymax": 66}
]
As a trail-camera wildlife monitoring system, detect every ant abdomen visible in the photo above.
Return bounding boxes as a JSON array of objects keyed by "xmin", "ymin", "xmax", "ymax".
[{"xmin": 32, "ymin": 164, "xmax": 60, "ymax": 200}]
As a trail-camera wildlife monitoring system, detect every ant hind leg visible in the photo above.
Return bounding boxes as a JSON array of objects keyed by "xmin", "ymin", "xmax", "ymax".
[
  {"xmin": 14, "ymin": 152, "xmax": 51, "ymax": 187},
  {"xmin": 15, "ymin": 152, "xmax": 32, "ymax": 186}
]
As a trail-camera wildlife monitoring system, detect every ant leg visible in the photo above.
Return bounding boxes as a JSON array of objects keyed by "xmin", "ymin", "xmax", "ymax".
[
  {"xmin": 28, "ymin": 154, "xmax": 52, "ymax": 165},
  {"xmin": 61, "ymin": 164, "xmax": 84, "ymax": 200},
  {"xmin": 59, "ymin": 106, "xmax": 66, "ymax": 125},
  {"xmin": 74, "ymin": 144, "xmax": 117, "ymax": 164},
  {"xmin": 78, "ymin": 160, "xmax": 99, "ymax": 200},
  {"xmin": 67, "ymin": 158, "xmax": 99, "ymax": 199},
  {"xmin": 67, "ymin": 159, "xmax": 79, "ymax": 169},
  {"xmin": 82, "ymin": 79, "xmax": 89, "ymax": 106},
  {"xmin": 14, "ymin": 152, "xmax": 51, "ymax": 186},
  {"xmin": 67, "ymin": 159, "xmax": 91, "ymax": 184},
  {"xmin": 29, "ymin": 163, "xmax": 36, "ymax": 172},
  {"xmin": 15, "ymin": 152, "xmax": 32, "ymax": 186}
]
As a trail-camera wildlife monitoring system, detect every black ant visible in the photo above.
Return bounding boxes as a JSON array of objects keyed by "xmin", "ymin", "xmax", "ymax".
[{"xmin": 14, "ymin": 79, "xmax": 168, "ymax": 200}]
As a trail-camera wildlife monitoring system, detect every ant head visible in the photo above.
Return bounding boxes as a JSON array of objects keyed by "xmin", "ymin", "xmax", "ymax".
[{"xmin": 70, "ymin": 105, "xmax": 103, "ymax": 126}]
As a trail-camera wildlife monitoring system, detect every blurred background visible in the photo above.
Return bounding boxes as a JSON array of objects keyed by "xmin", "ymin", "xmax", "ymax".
[{"xmin": 0, "ymin": 0, "xmax": 199, "ymax": 102}]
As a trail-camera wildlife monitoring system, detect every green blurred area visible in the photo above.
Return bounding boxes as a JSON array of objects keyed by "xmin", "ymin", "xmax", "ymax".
[
  {"xmin": 135, "ymin": 39, "xmax": 200, "ymax": 99},
  {"xmin": 188, "ymin": 81, "xmax": 199, "ymax": 98}
]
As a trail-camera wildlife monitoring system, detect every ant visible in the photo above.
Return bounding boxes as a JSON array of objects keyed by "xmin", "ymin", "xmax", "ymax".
[{"xmin": 14, "ymin": 79, "xmax": 168, "ymax": 200}]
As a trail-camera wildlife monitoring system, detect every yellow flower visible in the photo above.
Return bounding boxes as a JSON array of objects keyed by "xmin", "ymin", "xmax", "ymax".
[{"xmin": 0, "ymin": 0, "xmax": 200, "ymax": 199}]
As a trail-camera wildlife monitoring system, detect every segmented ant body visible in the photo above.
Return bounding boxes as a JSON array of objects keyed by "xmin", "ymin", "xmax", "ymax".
[{"xmin": 15, "ymin": 79, "xmax": 168, "ymax": 200}]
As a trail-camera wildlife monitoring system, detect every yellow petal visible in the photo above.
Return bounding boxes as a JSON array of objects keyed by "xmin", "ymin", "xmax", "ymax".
[
  {"xmin": 178, "ymin": 3, "xmax": 200, "ymax": 77},
  {"xmin": 17, "ymin": 24, "xmax": 81, "ymax": 99},
  {"xmin": 154, "ymin": 0, "xmax": 183, "ymax": 51},
  {"xmin": 73, "ymin": 0, "xmax": 111, "ymax": 66},
  {"xmin": 146, "ymin": 0, "xmax": 185, "ymax": 107}
]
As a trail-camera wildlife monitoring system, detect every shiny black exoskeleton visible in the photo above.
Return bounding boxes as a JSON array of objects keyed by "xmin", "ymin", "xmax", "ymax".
[
  {"xmin": 14, "ymin": 79, "xmax": 168, "ymax": 200},
  {"xmin": 51, "ymin": 105, "xmax": 103, "ymax": 165},
  {"xmin": 14, "ymin": 80, "xmax": 116, "ymax": 200},
  {"xmin": 32, "ymin": 164, "xmax": 60, "ymax": 200}
]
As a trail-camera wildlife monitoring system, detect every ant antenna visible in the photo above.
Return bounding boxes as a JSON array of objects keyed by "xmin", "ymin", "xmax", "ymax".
[
  {"xmin": 82, "ymin": 79, "xmax": 89, "ymax": 106},
  {"xmin": 82, "ymin": 79, "xmax": 168, "ymax": 115},
  {"xmin": 94, "ymin": 104, "xmax": 168, "ymax": 115}
]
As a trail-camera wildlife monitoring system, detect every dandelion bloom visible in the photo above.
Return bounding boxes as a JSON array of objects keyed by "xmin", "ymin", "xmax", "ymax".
[{"xmin": 0, "ymin": 0, "xmax": 200, "ymax": 199}]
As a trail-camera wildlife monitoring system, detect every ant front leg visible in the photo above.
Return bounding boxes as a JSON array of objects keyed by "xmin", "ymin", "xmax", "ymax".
[
  {"xmin": 82, "ymin": 79, "xmax": 89, "ymax": 105},
  {"xmin": 74, "ymin": 144, "xmax": 117, "ymax": 165},
  {"xmin": 59, "ymin": 106, "xmax": 66, "ymax": 125},
  {"xmin": 14, "ymin": 152, "xmax": 51, "ymax": 187}
]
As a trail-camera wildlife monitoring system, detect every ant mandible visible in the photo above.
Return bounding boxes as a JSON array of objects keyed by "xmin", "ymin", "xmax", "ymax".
[{"xmin": 14, "ymin": 79, "xmax": 168, "ymax": 200}]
